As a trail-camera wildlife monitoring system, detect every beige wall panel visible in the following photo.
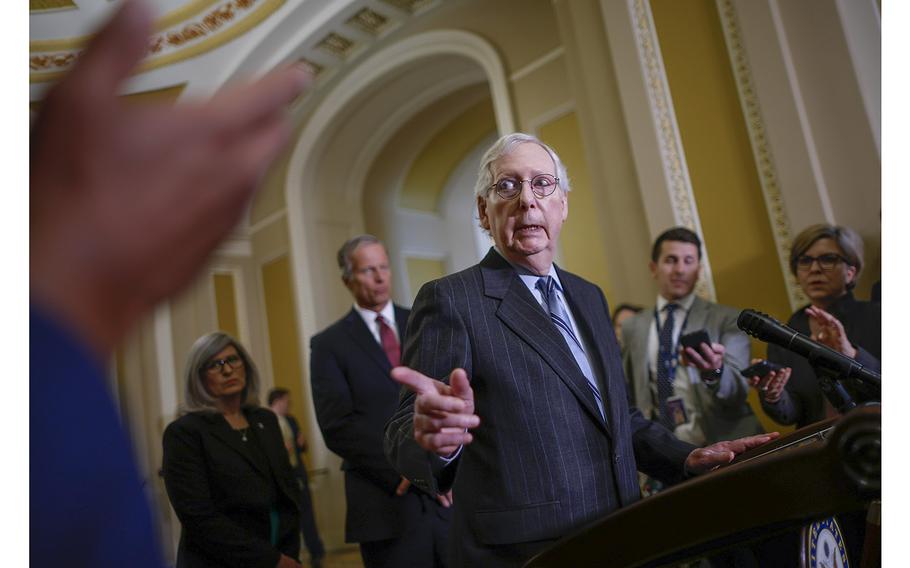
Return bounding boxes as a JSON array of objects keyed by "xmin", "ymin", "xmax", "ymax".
[
  {"xmin": 251, "ymin": 216, "xmax": 290, "ymax": 258},
  {"xmin": 537, "ymin": 112, "xmax": 613, "ymax": 299},
  {"xmin": 404, "ymin": 0, "xmax": 560, "ymax": 76},
  {"xmin": 651, "ymin": 0, "xmax": 791, "ymax": 319},
  {"xmin": 400, "ymin": 97, "xmax": 496, "ymax": 212},
  {"xmin": 773, "ymin": 0, "xmax": 880, "ymax": 297},
  {"xmin": 250, "ymin": 146, "xmax": 293, "ymax": 226},
  {"xmin": 169, "ymin": 270, "xmax": 218, "ymax": 404},
  {"xmin": 307, "ymin": 220, "xmax": 360, "ymax": 330},
  {"xmin": 260, "ymin": 256, "xmax": 308, "ymax": 438},
  {"xmin": 405, "ymin": 257, "xmax": 446, "ymax": 298},
  {"xmin": 212, "ymin": 273, "xmax": 240, "ymax": 339},
  {"xmin": 512, "ymin": 56, "xmax": 572, "ymax": 130},
  {"xmin": 553, "ymin": 0, "xmax": 655, "ymax": 307}
]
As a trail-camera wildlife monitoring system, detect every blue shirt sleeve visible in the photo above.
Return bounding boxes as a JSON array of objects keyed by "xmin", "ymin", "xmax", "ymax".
[{"xmin": 30, "ymin": 304, "xmax": 164, "ymax": 568}]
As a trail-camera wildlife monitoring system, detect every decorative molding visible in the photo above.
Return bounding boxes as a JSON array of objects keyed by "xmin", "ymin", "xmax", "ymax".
[
  {"xmin": 30, "ymin": 0, "xmax": 285, "ymax": 83},
  {"xmin": 525, "ymin": 101, "xmax": 575, "ymax": 138},
  {"xmin": 509, "ymin": 46, "xmax": 565, "ymax": 83},
  {"xmin": 716, "ymin": 0, "xmax": 806, "ymax": 311},
  {"xmin": 249, "ymin": 208, "xmax": 288, "ymax": 234},
  {"xmin": 216, "ymin": 236, "xmax": 253, "ymax": 257},
  {"xmin": 315, "ymin": 32, "xmax": 356, "ymax": 58},
  {"xmin": 29, "ymin": 0, "xmax": 77, "ymax": 12},
  {"xmin": 629, "ymin": 0, "xmax": 715, "ymax": 301},
  {"xmin": 346, "ymin": 8, "xmax": 390, "ymax": 36},
  {"xmin": 30, "ymin": 0, "xmax": 222, "ymax": 52},
  {"xmin": 379, "ymin": 0, "xmax": 434, "ymax": 14}
]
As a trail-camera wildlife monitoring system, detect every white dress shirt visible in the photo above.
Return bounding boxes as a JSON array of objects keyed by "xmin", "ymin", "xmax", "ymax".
[{"xmin": 353, "ymin": 300, "xmax": 399, "ymax": 345}]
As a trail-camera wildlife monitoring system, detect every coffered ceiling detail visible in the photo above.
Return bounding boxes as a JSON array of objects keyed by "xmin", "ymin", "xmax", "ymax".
[{"xmin": 30, "ymin": 0, "xmax": 444, "ymax": 103}]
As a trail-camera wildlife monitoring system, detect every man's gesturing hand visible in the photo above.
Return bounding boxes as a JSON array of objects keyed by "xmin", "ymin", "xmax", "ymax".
[
  {"xmin": 390, "ymin": 367, "xmax": 480, "ymax": 457},
  {"xmin": 685, "ymin": 432, "xmax": 780, "ymax": 475}
]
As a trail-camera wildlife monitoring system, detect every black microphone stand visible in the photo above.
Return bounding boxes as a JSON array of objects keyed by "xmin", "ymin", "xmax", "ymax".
[{"xmin": 810, "ymin": 362, "xmax": 858, "ymax": 414}]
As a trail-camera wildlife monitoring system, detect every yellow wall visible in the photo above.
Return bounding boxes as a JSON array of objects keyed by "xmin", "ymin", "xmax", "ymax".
[
  {"xmin": 405, "ymin": 257, "xmax": 446, "ymax": 303},
  {"xmin": 261, "ymin": 256, "xmax": 309, "ymax": 432},
  {"xmin": 537, "ymin": 112, "xmax": 612, "ymax": 300},
  {"xmin": 400, "ymin": 98, "xmax": 496, "ymax": 212},
  {"xmin": 650, "ymin": 1, "xmax": 791, "ymax": 319},
  {"xmin": 212, "ymin": 273, "xmax": 240, "ymax": 339},
  {"xmin": 651, "ymin": 0, "xmax": 794, "ymax": 433}
]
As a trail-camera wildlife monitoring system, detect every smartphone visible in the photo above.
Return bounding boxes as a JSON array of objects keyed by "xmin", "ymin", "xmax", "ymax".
[
  {"xmin": 740, "ymin": 360, "xmax": 783, "ymax": 378},
  {"xmin": 679, "ymin": 329, "xmax": 711, "ymax": 352}
]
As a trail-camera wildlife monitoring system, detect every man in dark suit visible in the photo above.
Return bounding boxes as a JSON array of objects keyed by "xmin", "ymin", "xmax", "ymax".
[
  {"xmin": 384, "ymin": 133, "xmax": 777, "ymax": 567},
  {"xmin": 310, "ymin": 235, "xmax": 452, "ymax": 567}
]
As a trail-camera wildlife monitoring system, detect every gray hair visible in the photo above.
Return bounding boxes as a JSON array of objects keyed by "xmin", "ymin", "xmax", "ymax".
[
  {"xmin": 181, "ymin": 331, "xmax": 261, "ymax": 414},
  {"xmin": 473, "ymin": 133, "xmax": 571, "ymax": 198},
  {"xmin": 789, "ymin": 223, "xmax": 864, "ymax": 289},
  {"xmin": 337, "ymin": 234, "xmax": 382, "ymax": 282}
]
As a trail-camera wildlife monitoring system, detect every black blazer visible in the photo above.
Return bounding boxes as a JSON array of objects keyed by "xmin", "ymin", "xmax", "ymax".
[
  {"xmin": 762, "ymin": 292, "xmax": 881, "ymax": 427},
  {"xmin": 385, "ymin": 250, "xmax": 694, "ymax": 567},
  {"xmin": 162, "ymin": 407, "xmax": 301, "ymax": 568},
  {"xmin": 310, "ymin": 305, "xmax": 451, "ymax": 543}
]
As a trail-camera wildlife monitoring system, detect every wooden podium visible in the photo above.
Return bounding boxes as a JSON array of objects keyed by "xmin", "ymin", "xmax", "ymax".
[{"xmin": 525, "ymin": 406, "xmax": 880, "ymax": 567}]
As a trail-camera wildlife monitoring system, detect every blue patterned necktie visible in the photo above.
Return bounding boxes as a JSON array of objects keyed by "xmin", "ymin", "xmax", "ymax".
[
  {"xmin": 656, "ymin": 303, "xmax": 679, "ymax": 430},
  {"xmin": 536, "ymin": 276, "xmax": 605, "ymax": 420}
]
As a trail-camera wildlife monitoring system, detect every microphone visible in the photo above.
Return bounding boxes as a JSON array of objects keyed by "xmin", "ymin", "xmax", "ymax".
[{"xmin": 736, "ymin": 309, "xmax": 881, "ymax": 390}]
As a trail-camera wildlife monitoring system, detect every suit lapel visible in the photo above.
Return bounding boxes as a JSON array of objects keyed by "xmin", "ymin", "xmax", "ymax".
[
  {"xmin": 342, "ymin": 309, "xmax": 392, "ymax": 373},
  {"xmin": 207, "ymin": 412, "xmax": 271, "ymax": 480},
  {"xmin": 480, "ymin": 252, "xmax": 608, "ymax": 433}
]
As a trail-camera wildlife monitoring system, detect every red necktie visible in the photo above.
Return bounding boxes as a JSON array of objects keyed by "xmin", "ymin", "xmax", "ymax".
[{"xmin": 376, "ymin": 315, "xmax": 400, "ymax": 367}]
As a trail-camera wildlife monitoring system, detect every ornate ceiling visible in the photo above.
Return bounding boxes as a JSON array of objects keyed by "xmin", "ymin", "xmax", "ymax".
[{"xmin": 29, "ymin": 0, "xmax": 442, "ymax": 104}]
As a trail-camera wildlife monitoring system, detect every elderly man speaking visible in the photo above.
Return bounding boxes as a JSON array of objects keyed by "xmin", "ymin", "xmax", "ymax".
[{"xmin": 384, "ymin": 133, "xmax": 777, "ymax": 567}]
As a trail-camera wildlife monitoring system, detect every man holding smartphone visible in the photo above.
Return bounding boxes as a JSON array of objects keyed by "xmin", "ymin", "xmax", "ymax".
[{"xmin": 620, "ymin": 227, "xmax": 763, "ymax": 447}]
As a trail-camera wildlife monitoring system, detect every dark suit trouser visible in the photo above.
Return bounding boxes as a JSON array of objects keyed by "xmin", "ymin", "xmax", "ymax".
[
  {"xmin": 359, "ymin": 494, "xmax": 450, "ymax": 568},
  {"xmin": 297, "ymin": 474, "xmax": 325, "ymax": 559}
]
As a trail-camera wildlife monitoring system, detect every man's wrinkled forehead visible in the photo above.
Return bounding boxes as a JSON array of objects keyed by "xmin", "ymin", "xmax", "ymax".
[{"xmin": 490, "ymin": 142, "xmax": 556, "ymax": 176}]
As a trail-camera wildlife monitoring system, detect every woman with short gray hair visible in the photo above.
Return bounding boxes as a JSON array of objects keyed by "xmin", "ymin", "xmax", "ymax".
[
  {"xmin": 747, "ymin": 224, "xmax": 880, "ymax": 428},
  {"xmin": 163, "ymin": 332, "xmax": 303, "ymax": 568}
]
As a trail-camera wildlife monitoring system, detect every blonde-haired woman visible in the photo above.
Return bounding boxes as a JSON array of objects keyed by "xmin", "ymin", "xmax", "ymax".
[
  {"xmin": 163, "ymin": 332, "xmax": 302, "ymax": 568},
  {"xmin": 748, "ymin": 224, "xmax": 880, "ymax": 428}
]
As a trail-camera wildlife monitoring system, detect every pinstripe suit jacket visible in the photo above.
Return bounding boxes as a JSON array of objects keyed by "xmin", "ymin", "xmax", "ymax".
[{"xmin": 385, "ymin": 250, "xmax": 694, "ymax": 567}]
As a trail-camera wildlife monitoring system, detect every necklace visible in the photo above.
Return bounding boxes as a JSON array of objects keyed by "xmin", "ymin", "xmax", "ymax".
[{"xmin": 239, "ymin": 427, "xmax": 249, "ymax": 442}]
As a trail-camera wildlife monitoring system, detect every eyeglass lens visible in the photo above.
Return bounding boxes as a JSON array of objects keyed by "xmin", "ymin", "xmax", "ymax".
[
  {"xmin": 493, "ymin": 174, "xmax": 558, "ymax": 199},
  {"xmin": 797, "ymin": 254, "xmax": 843, "ymax": 270},
  {"xmin": 207, "ymin": 355, "xmax": 242, "ymax": 372}
]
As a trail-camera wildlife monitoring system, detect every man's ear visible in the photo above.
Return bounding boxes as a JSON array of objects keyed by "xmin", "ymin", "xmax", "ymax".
[
  {"xmin": 477, "ymin": 196, "xmax": 490, "ymax": 230},
  {"xmin": 648, "ymin": 260, "xmax": 658, "ymax": 280}
]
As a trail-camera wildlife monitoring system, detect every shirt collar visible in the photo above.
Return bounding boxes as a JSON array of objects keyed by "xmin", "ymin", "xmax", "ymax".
[
  {"xmin": 657, "ymin": 291, "xmax": 696, "ymax": 313},
  {"xmin": 353, "ymin": 300, "xmax": 395, "ymax": 326},
  {"xmin": 492, "ymin": 247, "xmax": 561, "ymax": 291}
]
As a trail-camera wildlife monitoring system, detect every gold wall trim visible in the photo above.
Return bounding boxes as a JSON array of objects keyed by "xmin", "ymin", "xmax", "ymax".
[
  {"xmin": 30, "ymin": 0, "xmax": 76, "ymax": 12},
  {"xmin": 30, "ymin": 0, "xmax": 222, "ymax": 52},
  {"xmin": 30, "ymin": 0, "xmax": 285, "ymax": 83},
  {"xmin": 715, "ymin": 0, "xmax": 805, "ymax": 310},
  {"xmin": 630, "ymin": 0, "xmax": 715, "ymax": 301}
]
